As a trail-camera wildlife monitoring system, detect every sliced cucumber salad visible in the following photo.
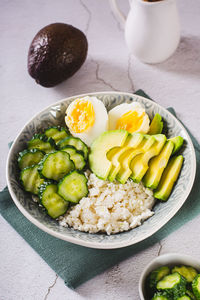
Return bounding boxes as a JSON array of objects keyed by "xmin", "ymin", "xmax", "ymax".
[
  {"xmin": 20, "ymin": 165, "xmax": 44, "ymax": 195},
  {"xmin": 147, "ymin": 264, "xmax": 200, "ymax": 300},
  {"xmin": 58, "ymin": 171, "xmax": 88, "ymax": 203},
  {"xmin": 38, "ymin": 151, "xmax": 75, "ymax": 181},
  {"xmin": 58, "ymin": 136, "xmax": 88, "ymax": 160},
  {"xmin": 18, "ymin": 126, "xmax": 89, "ymax": 219},
  {"xmin": 28, "ymin": 134, "xmax": 56, "ymax": 153},
  {"xmin": 18, "ymin": 149, "xmax": 44, "ymax": 170},
  {"xmin": 61, "ymin": 146, "xmax": 86, "ymax": 170},
  {"xmin": 39, "ymin": 182, "xmax": 69, "ymax": 219},
  {"xmin": 44, "ymin": 126, "xmax": 69, "ymax": 144}
]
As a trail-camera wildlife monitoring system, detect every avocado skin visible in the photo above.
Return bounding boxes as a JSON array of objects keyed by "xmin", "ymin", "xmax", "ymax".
[{"xmin": 28, "ymin": 23, "xmax": 88, "ymax": 87}]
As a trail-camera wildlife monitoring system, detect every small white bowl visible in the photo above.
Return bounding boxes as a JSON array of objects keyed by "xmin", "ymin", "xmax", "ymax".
[{"xmin": 139, "ymin": 253, "xmax": 200, "ymax": 300}]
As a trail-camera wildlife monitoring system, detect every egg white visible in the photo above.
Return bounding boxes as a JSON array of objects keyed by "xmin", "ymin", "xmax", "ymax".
[
  {"xmin": 108, "ymin": 102, "xmax": 150, "ymax": 133},
  {"xmin": 65, "ymin": 96, "xmax": 108, "ymax": 146}
]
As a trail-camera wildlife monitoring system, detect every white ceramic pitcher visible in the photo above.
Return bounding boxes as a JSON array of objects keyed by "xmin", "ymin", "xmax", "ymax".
[{"xmin": 110, "ymin": 0, "xmax": 180, "ymax": 63}]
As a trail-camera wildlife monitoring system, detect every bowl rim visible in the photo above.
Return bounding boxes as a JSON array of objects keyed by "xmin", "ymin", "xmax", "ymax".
[
  {"xmin": 6, "ymin": 91, "xmax": 196, "ymax": 249},
  {"xmin": 138, "ymin": 253, "xmax": 200, "ymax": 299}
]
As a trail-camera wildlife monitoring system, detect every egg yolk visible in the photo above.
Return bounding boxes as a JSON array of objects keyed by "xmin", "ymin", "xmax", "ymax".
[
  {"xmin": 116, "ymin": 110, "xmax": 145, "ymax": 132},
  {"xmin": 66, "ymin": 99, "xmax": 95, "ymax": 133}
]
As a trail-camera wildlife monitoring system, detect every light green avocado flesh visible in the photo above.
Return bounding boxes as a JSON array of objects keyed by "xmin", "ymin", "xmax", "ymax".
[
  {"xmin": 154, "ymin": 155, "xmax": 184, "ymax": 201},
  {"xmin": 143, "ymin": 140, "xmax": 174, "ymax": 189},
  {"xmin": 116, "ymin": 135, "xmax": 155, "ymax": 184},
  {"xmin": 169, "ymin": 136, "xmax": 184, "ymax": 155},
  {"xmin": 107, "ymin": 133, "xmax": 144, "ymax": 182},
  {"xmin": 129, "ymin": 134, "xmax": 167, "ymax": 183},
  {"xmin": 148, "ymin": 113, "xmax": 163, "ymax": 135},
  {"xmin": 89, "ymin": 130, "xmax": 129, "ymax": 180}
]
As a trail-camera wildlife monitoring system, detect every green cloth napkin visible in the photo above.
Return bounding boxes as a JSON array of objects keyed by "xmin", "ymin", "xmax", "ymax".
[{"xmin": 0, "ymin": 90, "xmax": 199, "ymax": 289}]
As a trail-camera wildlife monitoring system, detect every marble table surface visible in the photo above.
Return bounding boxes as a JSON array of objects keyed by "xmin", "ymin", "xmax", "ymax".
[{"xmin": 1, "ymin": 0, "xmax": 200, "ymax": 299}]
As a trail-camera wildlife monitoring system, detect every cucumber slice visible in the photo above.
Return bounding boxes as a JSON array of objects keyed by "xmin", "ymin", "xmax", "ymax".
[
  {"xmin": 45, "ymin": 126, "xmax": 69, "ymax": 144},
  {"xmin": 172, "ymin": 265, "xmax": 198, "ymax": 283},
  {"xmin": 20, "ymin": 165, "xmax": 44, "ymax": 194},
  {"xmin": 157, "ymin": 272, "xmax": 187, "ymax": 298},
  {"xmin": 58, "ymin": 137, "xmax": 88, "ymax": 159},
  {"xmin": 38, "ymin": 151, "xmax": 74, "ymax": 181},
  {"xmin": 176, "ymin": 295, "xmax": 192, "ymax": 300},
  {"xmin": 148, "ymin": 266, "xmax": 170, "ymax": 291},
  {"xmin": 39, "ymin": 182, "xmax": 68, "ymax": 219},
  {"xmin": 18, "ymin": 149, "xmax": 44, "ymax": 169},
  {"xmin": 58, "ymin": 171, "xmax": 88, "ymax": 203},
  {"xmin": 28, "ymin": 134, "xmax": 56, "ymax": 153},
  {"xmin": 61, "ymin": 146, "xmax": 86, "ymax": 170},
  {"xmin": 192, "ymin": 274, "xmax": 200, "ymax": 300}
]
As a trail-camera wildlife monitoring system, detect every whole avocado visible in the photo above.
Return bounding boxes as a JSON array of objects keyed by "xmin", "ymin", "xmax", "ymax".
[{"xmin": 28, "ymin": 23, "xmax": 88, "ymax": 87}]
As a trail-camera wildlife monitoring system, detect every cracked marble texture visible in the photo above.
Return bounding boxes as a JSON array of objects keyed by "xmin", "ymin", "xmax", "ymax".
[{"xmin": 1, "ymin": 0, "xmax": 200, "ymax": 299}]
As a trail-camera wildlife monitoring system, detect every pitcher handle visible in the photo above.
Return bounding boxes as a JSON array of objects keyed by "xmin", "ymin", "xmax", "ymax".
[{"xmin": 109, "ymin": 0, "xmax": 132, "ymax": 28}]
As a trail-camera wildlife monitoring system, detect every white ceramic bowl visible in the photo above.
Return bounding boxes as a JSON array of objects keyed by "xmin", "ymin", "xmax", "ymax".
[
  {"xmin": 6, "ymin": 92, "xmax": 196, "ymax": 249},
  {"xmin": 139, "ymin": 253, "xmax": 200, "ymax": 299}
]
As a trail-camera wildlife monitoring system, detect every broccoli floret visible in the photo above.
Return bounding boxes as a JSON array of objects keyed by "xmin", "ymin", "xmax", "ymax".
[
  {"xmin": 172, "ymin": 266, "xmax": 198, "ymax": 283},
  {"xmin": 192, "ymin": 274, "xmax": 200, "ymax": 299},
  {"xmin": 148, "ymin": 266, "xmax": 170, "ymax": 291},
  {"xmin": 157, "ymin": 272, "xmax": 187, "ymax": 298}
]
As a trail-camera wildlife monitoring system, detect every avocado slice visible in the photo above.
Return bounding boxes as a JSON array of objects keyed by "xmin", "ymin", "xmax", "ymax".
[
  {"xmin": 143, "ymin": 140, "xmax": 174, "ymax": 189},
  {"xmin": 154, "ymin": 155, "xmax": 184, "ymax": 201},
  {"xmin": 169, "ymin": 136, "xmax": 184, "ymax": 155},
  {"xmin": 89, "ymin": 130, "xmax": 129, "ymax": 180},
  {"xmin": 107, "ymin": 133, "xmax": 144, "ymax": 182},
  {"xmin": 116, "ymin": 135, "xmax": 155, "ymax": 184},
  {"xmin": 148, "ymin": 113, "xmax": 163, "ymax": 135},
  {"xmin": 130, "ymin": 134, "xmax": 167, "ymax": 183}
]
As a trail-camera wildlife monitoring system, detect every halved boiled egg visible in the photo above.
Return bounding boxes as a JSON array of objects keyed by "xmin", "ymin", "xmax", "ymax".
[
  {"xmin": 65, "ymin": 96, "xmax": 108, "ymax": 146},
  {"xmin": 108, "ymin": 102, "xmax": 150, "ymax": 133}
]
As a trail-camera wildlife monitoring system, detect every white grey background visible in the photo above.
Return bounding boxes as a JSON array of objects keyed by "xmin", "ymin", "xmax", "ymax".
[{"xmin": 0, "ymin": 0, "xmax": 200, "ymax": 299}]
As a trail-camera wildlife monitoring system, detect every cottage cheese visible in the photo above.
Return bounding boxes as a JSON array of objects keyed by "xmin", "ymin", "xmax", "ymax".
[{"xmin": 59, "ymin": 171, "xmax": 155, "ymax": 235}]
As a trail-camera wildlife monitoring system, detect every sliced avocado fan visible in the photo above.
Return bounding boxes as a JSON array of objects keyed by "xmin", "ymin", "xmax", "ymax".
[
  {"xmin": 148, "ymin": 113, "xmax": 163, "ymax": 135},
  {"xmin": 154, "ymin": 155, "xmax": 184, "ymax": 201}
]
